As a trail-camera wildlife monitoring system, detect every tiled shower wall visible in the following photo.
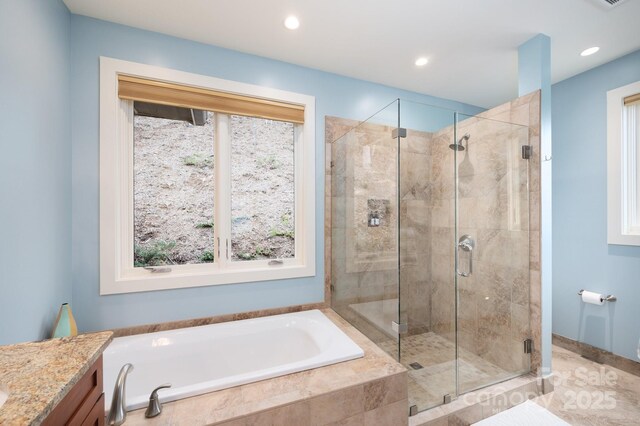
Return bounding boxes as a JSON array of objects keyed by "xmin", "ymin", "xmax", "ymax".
[
  {"xmin": 473, "ymin": 91, "xmax": 542, "ymax": 375},
  {"xmin": 428, "ymin": 110, "xmax": 531, "ymax": 377},
  {"xmin": 398, "ymin": 129, "xmax": 434, "ymax": 335},
  {"xmin": 328, "ymin": 119, "xmax": 397, "ymax": 315},
  {"xmin": 327, "ymin": 118, "xmax": 435, "ymax": 343},
  {"xmin": 325, "ymin": 90, "xmax": 542, "ymax": 375}
]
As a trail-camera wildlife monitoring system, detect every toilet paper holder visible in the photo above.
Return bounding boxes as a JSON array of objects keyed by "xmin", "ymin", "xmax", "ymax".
[{"xmin": 578, "ymin": 290, "xmax": 617, "ymax": 303}]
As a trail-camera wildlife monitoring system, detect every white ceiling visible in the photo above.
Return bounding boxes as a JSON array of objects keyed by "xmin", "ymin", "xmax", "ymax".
[{"xmin": 63, "ymin": 0, "xmax": 640, "ymax": 108}]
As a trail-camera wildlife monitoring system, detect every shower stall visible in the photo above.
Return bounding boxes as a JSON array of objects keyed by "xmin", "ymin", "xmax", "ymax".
[{"xmin": 329, "ymin": 99, "xmax": 533, "ymax": 414}]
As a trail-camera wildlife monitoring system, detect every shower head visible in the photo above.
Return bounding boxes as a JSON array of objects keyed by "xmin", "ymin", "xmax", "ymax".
[{"xmin": 449, "ymin": 133, "xmax": 470, "ymax": 151}]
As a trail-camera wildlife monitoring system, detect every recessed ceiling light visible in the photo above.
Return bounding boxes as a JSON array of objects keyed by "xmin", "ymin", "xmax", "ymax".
[
  {"xmin": 284, "ymin": 15, "xmax": 300, "ymax": 30},
  {"xmin": 580, "ymin": 47, "xmax": 600, "ymax": 57},
  {"xmin": 415, "ymin": 57, "xmax": 429, "ymax": 67}
]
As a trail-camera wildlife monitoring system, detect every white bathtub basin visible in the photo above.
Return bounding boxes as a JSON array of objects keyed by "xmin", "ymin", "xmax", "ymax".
[{"xmin": 103, "ymin": 310, "xmax": 363, "ymax": 412}]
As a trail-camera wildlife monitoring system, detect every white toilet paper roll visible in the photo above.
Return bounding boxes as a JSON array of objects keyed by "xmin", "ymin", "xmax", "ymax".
[{"xmin": 581, "ymin": 290, "xmax": 604, "ymax": 305}]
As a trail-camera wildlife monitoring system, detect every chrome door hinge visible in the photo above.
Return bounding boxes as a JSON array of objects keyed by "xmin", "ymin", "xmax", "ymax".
[
  {"xmin": 391, "ymin": 321, "xmax": 408, "ymax": 334},
  {"xmin": 524, "ymin": 338, "xmax": 533, "ymax": 354},
  {"xmin": 522, "ymin": 145, "xmax": 533, "ymax": 160},
  {"xmin": 391, "ymin": 128, "xmax": 407, "ymax": 139}
]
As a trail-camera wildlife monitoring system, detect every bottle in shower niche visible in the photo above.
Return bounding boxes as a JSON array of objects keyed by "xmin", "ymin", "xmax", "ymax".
[{"xmin": 52, "ymin": 303, "xmax": 78, "ymax": 338}]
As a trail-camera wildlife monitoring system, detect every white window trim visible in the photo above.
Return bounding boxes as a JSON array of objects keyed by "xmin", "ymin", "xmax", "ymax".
[
  {"xmin": 607, "ymin": 80, "xmax": 640, "ymax": 246},
  {"xmin": 99, "ymin": 57, "xmax": 316, "ymax": 295}
]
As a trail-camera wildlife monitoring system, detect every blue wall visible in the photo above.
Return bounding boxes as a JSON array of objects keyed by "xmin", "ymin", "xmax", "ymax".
[
  {"xmin": 70, "ymin": 16, "xmax": 483, "ymax": 332},
  {"xmin": 0, "ymin": 0, "xmax": 72, "ymax": 344},
  {"xmin": 518, "ymin": 34, "xmax": 553, "ymax": 376},
  {"xmin": 552, "ymin": 49, "xmax": 640, "ymax": 361}
]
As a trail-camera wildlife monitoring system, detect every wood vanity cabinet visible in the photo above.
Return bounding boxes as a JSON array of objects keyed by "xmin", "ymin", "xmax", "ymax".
[{"xmin": 43, "ymin": 355, "xmax": 105, "ymax": 426}]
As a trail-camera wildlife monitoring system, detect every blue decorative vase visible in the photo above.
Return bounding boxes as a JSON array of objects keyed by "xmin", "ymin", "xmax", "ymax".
[{"xmin": 52, "ymin": 303, "xmax": 78, "ymax": 338}]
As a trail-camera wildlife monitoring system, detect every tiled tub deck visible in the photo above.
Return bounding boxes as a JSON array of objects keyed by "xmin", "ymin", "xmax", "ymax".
[{"xmin": 123, "ymin": 309, "xmax": 409, "ymax": 426}]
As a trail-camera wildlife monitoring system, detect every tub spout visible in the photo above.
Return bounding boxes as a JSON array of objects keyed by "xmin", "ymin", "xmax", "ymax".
[{"xmin": 107, "ymin": 363, "xmax": 134, "ymax": 426}]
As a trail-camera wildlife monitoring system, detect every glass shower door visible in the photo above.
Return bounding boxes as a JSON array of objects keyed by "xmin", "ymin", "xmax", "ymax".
[
  {"xmin": 398, "ymin": 100, "xmax": 458, "ymax": 412},
  {"xmin": 454, "ymin": 114, "xmax": 531, "ymax": 394}
]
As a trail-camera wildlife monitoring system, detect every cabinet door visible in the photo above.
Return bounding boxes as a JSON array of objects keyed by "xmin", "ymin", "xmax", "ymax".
[{"xmin": 81, "ymin": 394, "xmax": 105, "ymax": 426}]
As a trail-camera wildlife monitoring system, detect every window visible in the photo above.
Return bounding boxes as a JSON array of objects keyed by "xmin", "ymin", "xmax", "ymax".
[
  {"xmin": 607, "ymin": 80, "xmax": 640, "ymax": 246},
  {"xmin": 100, "ymin": 57, "xmax": 315, "ymax": 295}
]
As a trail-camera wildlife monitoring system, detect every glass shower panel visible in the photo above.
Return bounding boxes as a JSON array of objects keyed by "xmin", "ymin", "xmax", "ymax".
[
  {"xmin": 330, "ymin": 101, "xmax": 401, "ymax": 359},
  {"xmin": 398, "ymin": 100, "xmax": 458, "ymax": 412},
  {"xmin": 455, "ymin": 114, "xmax": 531, "ymax": 394}
]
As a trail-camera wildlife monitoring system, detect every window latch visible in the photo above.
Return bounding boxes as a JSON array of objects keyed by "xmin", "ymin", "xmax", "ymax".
[{"xmin": 144, "ymin": 267, "xmax": 172, "ymax": 273}]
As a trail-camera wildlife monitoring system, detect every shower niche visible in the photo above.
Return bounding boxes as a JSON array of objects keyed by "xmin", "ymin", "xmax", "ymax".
[{"xmin": 327, "ymin": 95, "xmax": 540, "ymax": 414}]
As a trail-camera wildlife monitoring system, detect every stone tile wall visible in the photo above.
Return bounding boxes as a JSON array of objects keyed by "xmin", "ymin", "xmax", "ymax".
[
  {"xmin": 399, "ymin": 130, "xmax": 434, "ymax": 334},
  {"xmin": 473, "ymin": 91, "xmax": 542, "ymax": 376},
  {"xmin": 327, "ymin": 117, "xmax": 434, "ymax": 339},
  {"xmin": 328, "ymin": 118, "xmax": 397, "ymax": 330},
  {"xmin": 427, "ymin": 102, "xmax": 534, "ymax": 380},
  {"xmin": 215, "ymin": 374, "xmax": 408, "ymax": 426}
]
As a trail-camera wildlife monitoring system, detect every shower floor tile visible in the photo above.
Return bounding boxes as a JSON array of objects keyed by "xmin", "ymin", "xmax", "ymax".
[
  {"xmin": 340, "ymin": 301, "xmax": 521, "ymax": 411},
  {"xmin": 379, "ymin": 332, "xmax": 512, "ymax": 411}
]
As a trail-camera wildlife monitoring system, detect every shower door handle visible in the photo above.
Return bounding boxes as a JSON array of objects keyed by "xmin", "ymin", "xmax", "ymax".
[{"xmin": 456, "ymin": 235, "xmax": 475, "ymax": 277}]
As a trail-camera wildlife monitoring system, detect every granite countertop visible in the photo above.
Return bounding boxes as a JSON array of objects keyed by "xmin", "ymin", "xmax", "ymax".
[{"xmin": 0, "ymin": 331, "xmax": 113, "ymax": 425}]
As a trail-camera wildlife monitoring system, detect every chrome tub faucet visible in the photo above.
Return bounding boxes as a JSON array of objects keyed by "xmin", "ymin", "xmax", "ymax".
[{"xmin": 145, "ymin": 383, "xmax": 172, "ymax": 418}]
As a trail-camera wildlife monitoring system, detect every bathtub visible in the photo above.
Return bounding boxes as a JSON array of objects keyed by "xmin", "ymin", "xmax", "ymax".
[{"xmin": 103, "ymin": 310, "xmax": 364, "ymax": 412}]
